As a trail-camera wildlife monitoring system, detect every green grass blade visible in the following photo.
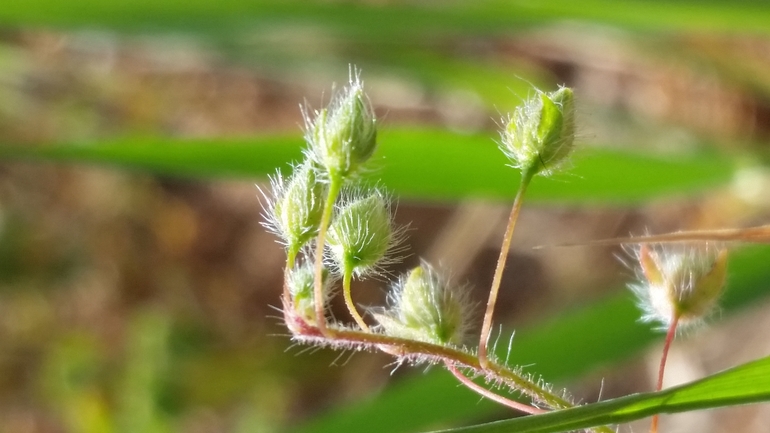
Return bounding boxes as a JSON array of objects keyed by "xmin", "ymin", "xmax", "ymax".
[
  {"xmin": 2, "ymin": 1, "xmax": 769, "ymax": 35},
  {"xmin": 0, "ymin": 129, "xmax": 736, "ymax": 203},
  {"xmin": 429, "ymin": 354, "xmax": 770, "ymax": 433}
]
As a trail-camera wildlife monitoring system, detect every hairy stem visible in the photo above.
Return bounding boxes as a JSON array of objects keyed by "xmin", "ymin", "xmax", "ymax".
[
  {"xmin": 283, "ymin": 247, "xmax": 299, "ymax": 304},
  {"xmin": 650, "ymin": 313, "xmax": 680, "ymax": 433},
  {"xmin": 445, "ymin": 361, "xmax": 545, "ymax": 414},
  {"xmin": 342, "ymin": 266, "xmax": 370, "ymax": 331},
  {"xmin": 313, "ymin": 175, "xmax": 342, "ymax": 335},
  {"xmin": 478, "ymin": 171, "xmax": 534, "ymax": 369},
  {"xmin": 285, "ymin": 312, "xmax": 613, "ymax": 433}
]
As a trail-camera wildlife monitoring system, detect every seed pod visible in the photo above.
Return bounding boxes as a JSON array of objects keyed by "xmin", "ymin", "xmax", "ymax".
[
  {"xmin": 305, "ymin": 72, "xmax": 377, "ymax": 179},
  {"xmin": 374, "ymin": 263, "xmax": 472, "ymax": 346},
  {"xmin": 630, "ymin": 243, "xmax": 728, "ymax": 328},
  {"xmin": 501, "ymin": 86, "xmax": 575, "ymax": 177}
]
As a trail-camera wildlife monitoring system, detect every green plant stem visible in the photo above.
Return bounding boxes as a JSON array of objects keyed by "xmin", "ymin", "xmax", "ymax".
[
  {"xmin": 444, "ymin": 360, "xmax": 545, "ymax": 415},
  {"xmin": 343, "ymin": 266, "xmax": 370, "ymax": 331},
  {"xmin": 650, "ymin": 313, "xmax": 680, "ymax": 433},
  {"xmin": 313, "ymin": 175, "xmax": 343, "ymax": 335},
  {"xmin": 283, "ymin": 248, "xmax": 298, "ymax": 304},
  {"xmin": 293, "ymin": 321, "xmax": 617, "ymax": 433},
  {"xmin": 287, "ymin": 245, "xmax": 299, "ymax": 269},
  {"xmin": 478, "ymin": 170, "xmax": 534, "ymax": 369}
]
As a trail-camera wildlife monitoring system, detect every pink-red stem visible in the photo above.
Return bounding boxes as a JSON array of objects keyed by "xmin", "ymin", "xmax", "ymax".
[
  {"xmin": 650, "ymin": 313, "xmax": 680, "ymax": 433},
  {"xmin": 445, "ymin": 361, "xmax": 545, "ymax": 415}
]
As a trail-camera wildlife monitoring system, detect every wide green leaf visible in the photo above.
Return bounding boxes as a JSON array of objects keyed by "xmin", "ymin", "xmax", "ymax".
[
  {"xmin": 0, "ymin": 129, "xmax": 736, "ymax": 203},
  {"xmin": 1, "ymin": 0, "xmax": 768, "ymax": 34}
]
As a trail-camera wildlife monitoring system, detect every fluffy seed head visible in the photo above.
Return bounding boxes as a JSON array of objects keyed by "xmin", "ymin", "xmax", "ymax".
[
  {"xmin": 288, "ymin": 261, "xmax": 333, "ymax": 324},
  {"xmin": 326, "ymin": 190, "xmax": 403, "ymax": 277},
  {"xmin": 501, "ymin": 86, "xmax": 575, "ymax": 177},
  {"xmin": 629, "ymin": 243, "xmax": 728, "ymax": 329},
  {"xmin": 305, "ymin": 70, "xmax": 377, "ymax": 179},
  {"xmin": 264, "ymin": 162, "xmax": 327, "ymax": 255},
  {"xmin": 374, "ymin": 263, "xmax": 472, "ymax": 346}
]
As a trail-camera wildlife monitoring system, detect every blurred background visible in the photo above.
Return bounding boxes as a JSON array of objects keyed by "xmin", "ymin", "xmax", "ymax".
[{"xmin": 1, "ymin": 2, "xmax": 770, "ymax": 433}]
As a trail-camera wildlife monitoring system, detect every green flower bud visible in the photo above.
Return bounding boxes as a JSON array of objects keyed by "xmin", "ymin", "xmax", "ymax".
[
  {"xmin": 288, "ymin": 261, "xmax": 332, "ymax": 324},
  {"xmin": 264, "ymin": 162, "xmax": 326, "ymax": 255},
  {"xmin": 326, "ymin": 190, "xmax": 401, "ymax": 277},
  {"xmin": 631, "ymin": 244, "xmax": 728, "ymax": 328},
  {"xmin": 305, "ymin": 72, "xmax": 377, "ymax": 179},
  {"xmin": 501, "ymin": 86, "xmax": 575, "ymax": 177},
  {"xmin": 374, "ymin": 263, "xmax": 471, "ymax": 346}
]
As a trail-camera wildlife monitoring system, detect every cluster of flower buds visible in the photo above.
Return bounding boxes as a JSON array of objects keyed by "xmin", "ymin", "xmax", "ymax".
[
  {"xmin": 265, "ymin": 69, "xmax": 466, "ymax": 344},
  {"xmin": 262, "ymin": 68, "xmax": 741, "ymax": 433},
  {"xmin": 262, "ymin": 71, "xmax": 588, "ymax": 367}
]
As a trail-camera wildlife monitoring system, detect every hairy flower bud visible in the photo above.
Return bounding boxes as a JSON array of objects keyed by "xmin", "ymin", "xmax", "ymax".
[
  {"xmin": 305, "ymin": 72, "xmax": 377, "ymax": 179},
  {"xmin": 501, "ymin": 86, "xmax": 575, "ymax": 177},
  {"xmin": 630, "ymin": 243, "xmax": 728, "ymax": 328},
  {"xmin": 265, "ymin": 162, "xmax": 326, "ymax": 256},
  {"xmin": 326, "ymin": 190, "xmax": 402, "ymax": 277},
  {"xmin": 374, "ymin": 263, "xmax": 471, "ymax": 346},
  {"xmin": 288, "ymin": 261, "xmax": 332, "ymax": 323}
]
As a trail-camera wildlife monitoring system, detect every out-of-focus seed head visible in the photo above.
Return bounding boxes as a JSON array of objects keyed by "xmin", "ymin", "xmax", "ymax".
[
  {"xmin": 263, "ymin": 162, "xmax": 327, "ymax": 255},
  {"xmin": 374, "ymin": 263, "xmax": 472, "ymax": 346},
  {"xmin": 629, "ymin": 243, "xmax": 728, "ymax": 329},
  {"xmin": 305, "ymin": 70, "xmax": 377, "ymax": 180},
  {"xmin": 326, "ymin": 190, "xmax": 404, "ymax": 277},
  {"xmin": 287, "ymin": 261, "xmax": 332, "ymax": 324},
  {"xmin": 501, "ymin": 86, "xmax": 575, "ymax": 178}
]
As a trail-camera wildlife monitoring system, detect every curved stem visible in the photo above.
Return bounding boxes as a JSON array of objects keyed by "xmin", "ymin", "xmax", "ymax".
[
  {"xmin": 445, "ymin": 360, "xmax": 545, "ymax": 415},
  {"xmin": 313, "ymin": 176, "xmax": 343, "ymax": 335},
  {"xmin": 342, "ymin": 266, "xmax": 369, "ymax": 331},
  {"xmin": 650, "ymin": 313, "xmax": 680, "ymax": 433},
  {"xmin": 478, "ymin": 172, "xmax": 533, "ymax": 369}
]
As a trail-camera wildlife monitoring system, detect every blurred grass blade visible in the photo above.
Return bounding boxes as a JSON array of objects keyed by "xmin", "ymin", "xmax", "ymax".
[
  {"xmin": 292, "ymin": 245, "xmax": 770, "ymax": 433},
  {"xmin": 1, "ymin": 1, "xmax": 769, "ymax": 34},
  {"xmin": 429, "ymin": 354, "xmax": 770, "ymax": 433},
  {"xmin": 0, "ymin": 129, "xmax": 736, "ymax": 203}
]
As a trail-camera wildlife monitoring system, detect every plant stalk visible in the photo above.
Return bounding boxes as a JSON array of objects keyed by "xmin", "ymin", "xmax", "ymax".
[
  {"xmin": 343, "ymin": 266, "xmax": 370, "ymax": 331},
  {"xmin": 650, "ymin": 313, "xmax": 680, "ymax": 433},
  {"xmin": 478, "ymin": 171, "xmax": 533, "ymax": 369},
  {"xmin": 283, "ymin": 248, "xmax": 299, "ymax": 305},
  {"xmin": 445, "ymin": 360, "xmax": 545, "ymax": 414},
  {"xmin": 313, "ymin": 175, "xmax": 342, "ymax": 335}
]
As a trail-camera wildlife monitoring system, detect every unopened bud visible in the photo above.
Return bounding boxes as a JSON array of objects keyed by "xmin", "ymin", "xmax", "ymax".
[
  {"xmin": 326, "ymin": 190, "xmax": 400, "ymax": 277},
  {"xmin": 306, "ymin": 71, "xmax": 377, "ymax": 179},
  {"xmin": 374, "ymin": 263, "xmax": 471, "ymax": 346},
  {"xmin": 268, "ymin": 162, "xmax": 326, "ymax": 254},
  {"xmin": 631, "ymin": 244, "xmax": 728, "ymax": 328},
  {"xmin": 288, "ymin": 261, "xmax": 332, "ymax": 323},
  {"xmin": 501, "ymin": 86, "xmax": 575, "ymax": 177}
]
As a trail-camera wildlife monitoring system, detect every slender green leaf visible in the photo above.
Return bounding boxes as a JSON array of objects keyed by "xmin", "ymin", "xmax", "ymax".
[
  {"xmin": 430, "ymin": 354, "xmax": 770, "ymax": 433},
  {"xmin": 0, "ymin": 129, "xmax": 736, "ymax": 203}
]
